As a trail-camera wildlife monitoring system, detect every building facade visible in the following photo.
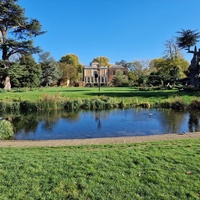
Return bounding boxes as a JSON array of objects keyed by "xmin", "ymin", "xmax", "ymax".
[
  {"xmin": 107, "ymin": 65, "xmax": 128, "ymax": 83},
  {"xmin": 83, "ymin": 62, "xmax": 108, "ymax": 86},
  {"xmin": 83, "ymin": 62, "xmax": 128, "ymax": 86}
]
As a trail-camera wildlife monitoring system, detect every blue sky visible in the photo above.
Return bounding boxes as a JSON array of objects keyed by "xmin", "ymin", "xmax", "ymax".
[{"xmin": 18, "ymin": 0, "xmax": 200, "ymax": 65}]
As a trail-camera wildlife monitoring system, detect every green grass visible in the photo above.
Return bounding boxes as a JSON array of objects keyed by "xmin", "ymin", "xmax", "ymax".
[
  {"xmin": 0, "ymin": 87, "xmax": 200, "ymax": 105},
  {"xmin": 0, "ymin": 139, "xmax": 200, "ymax": 199}
]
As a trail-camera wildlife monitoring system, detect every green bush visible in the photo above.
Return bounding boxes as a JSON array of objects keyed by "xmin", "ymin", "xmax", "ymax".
[
  {"xmin": 0, "ymin": 120, "xmax": 14, "ymax": 140},
  {"xmin": 0, "ymin": 101, "xmax": 20, "ymax": 112},
  {"xmin": 171, "ymin": 100, "xmax": 186, "ymax": 110},
  {"xmin": 139, "ymin": 102, "xmax": 151, "ymax": 108},
  {"xmin": 64, "ymin": 100, "xmax": 82, "ymax": 111},
  {"xmin": 188, "ymin": 100, "xmax": 200, "ymax": 110},
  {"xmin": 20, "ymin": 101, "xmax": 39, "ymax": 111}
]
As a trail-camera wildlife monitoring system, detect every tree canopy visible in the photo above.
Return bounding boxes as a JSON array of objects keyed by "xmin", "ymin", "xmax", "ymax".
[
  {"xmin": 92, "ymin": 56, "xmax": 110, "ymax": 67},
  {"xmin": 0, "ymin": 0, "xmax": 45, "ymax": 89},
  {"xmin": 60, "ymin": 54, "xmax": 79, "ymax": 67},
  {"xmin": 59, "ymin": 53, "xmax": 83, "ymax": 85},
  {"xmin": 0, "ymin": 0, "xmax": 45, "ymax": 61},
  {"xmin": 176, "ymin": 29, "xmax": 200, "ymax": 51},
  {"xmin": 39, "ymin": 52, "xmax": 61, "ymax": 86}
]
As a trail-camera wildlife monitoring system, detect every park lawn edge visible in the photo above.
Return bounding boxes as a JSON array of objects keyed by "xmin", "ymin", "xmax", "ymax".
[{"xmin": 0, "ymin": 138, "xmax": 199, "ymax": 199}]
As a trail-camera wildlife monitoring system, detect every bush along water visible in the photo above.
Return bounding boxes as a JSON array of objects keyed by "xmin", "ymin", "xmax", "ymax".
[
  {"xmin": 1, "ymin": 97, "xmax": 200, "ymax": 112},
  {"xmin": 188, "ymin": 100, "xmax": 200, "ymax": 110},
  {"xmin": 0, "ymin": 120, "xmax": 14, "ymax": 140}
]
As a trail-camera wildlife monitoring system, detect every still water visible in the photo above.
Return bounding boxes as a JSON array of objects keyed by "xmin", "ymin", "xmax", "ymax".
[{"xmin": 4, "ymin": 108, "xmax": 200, "ymax": 140}]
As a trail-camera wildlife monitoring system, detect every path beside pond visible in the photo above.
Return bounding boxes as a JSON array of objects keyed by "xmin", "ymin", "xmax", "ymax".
[{"xmin": 0, "ymin": 133, "xmax": 200, "ymax": 147}]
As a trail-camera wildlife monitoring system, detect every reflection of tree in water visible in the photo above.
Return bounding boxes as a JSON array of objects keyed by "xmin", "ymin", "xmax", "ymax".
[
  {"xmin": 94, "ymin": 110, "xmax": 110, "ymax": 130},
  {"xmin": 38, "ymin": 110, "xmax": 80, "ymax": 131},
  {"xmin": 62, "ymin": 111, "xmax": 80, "ymax": 122},
  {"xmin": 159, "ymin": 109, "xmax": 187, "ymax": 133},
  {"xmin": 9, "ymin": 113, "xmax": 38, "ymax": 134},
  {"xmin": 188, "ymin": 111, "xmax": 200, "ymax": 132},
  {"xmin": 6, "ymin": 110, "xmax": 80, "ymax": 134}
]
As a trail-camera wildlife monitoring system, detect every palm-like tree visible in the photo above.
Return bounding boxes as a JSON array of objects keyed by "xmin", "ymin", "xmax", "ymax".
[{"xmin": 176, "ymin": 29, "xmax": 200, "ymax": 52}]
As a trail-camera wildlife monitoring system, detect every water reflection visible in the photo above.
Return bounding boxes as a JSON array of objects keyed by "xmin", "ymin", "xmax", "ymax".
[
  {"xmin": 94, "ymin": 110, "xmax": 110, "ymax": 130},
  {"xmin": 1, "ymin": 108, "xmax": 199, "ymax": 140},
  {"xmin": 159, "ymin": 109, "xmax": 187, "ymax": 133},
  {"xmin": 188, "ymin": 111, "xmax": 200, "ymax": 132}
]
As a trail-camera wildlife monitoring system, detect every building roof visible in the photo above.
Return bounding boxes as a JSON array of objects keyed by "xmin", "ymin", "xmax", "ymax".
[{"xmin": 109, "ymin": 64, "xmax": 125, "ymax": 69}]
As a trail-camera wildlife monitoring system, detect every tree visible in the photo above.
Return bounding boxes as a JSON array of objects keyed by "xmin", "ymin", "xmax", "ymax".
[
  {"xmin": 0, "ymin": 0, "xmax": 45, "ymax": 89},
  {"xmin": 164, "ymin": 38, "xmax": 182, "ymax": 59},
  {"xmin": 60, "ymin": 54, "xmax": 79, "ymax": 67},
  {"xmin": 58, "ymin": 62, "xmax": 77, "ymax": 86},
  {"xmin": 59, "ymin": 54, "xmax": 83, "ymax": 84},
  {"xmin": 115, "ymin": 60, "xmax": 127, "ymax": 67},
  {"xmin": 39, "ymin": 52, "xmax": 61, "ymax": 86},
  {"xmin": 19, "ymin": 54, "xmax": 42, "ymax": 87},
  {"xmin": 126, "ymin": 59, "xmax": 150, "ymax": 86},
  {"xmin": 112, "ymin": 70, "xmax": 128, "ymax": 86},
  {"xmin": 149, "ymin": 57, "xmax": 189, "ymax": 85},
  {"xmin": 92, "ymin": 56, "xmax": 110, "ymax": 67},
  {"xmin": 176, "ymin": 29, "xmax": 200, "ymax": 51},
  {"xmin": 2, "ymin": 55, "xmax": 42, "ymax": 88}
]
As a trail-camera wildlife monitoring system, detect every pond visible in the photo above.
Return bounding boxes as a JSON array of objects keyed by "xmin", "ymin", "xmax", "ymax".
[{"xmin": 2, "ymin": 108, "xmax": 200, "ymax": 140}]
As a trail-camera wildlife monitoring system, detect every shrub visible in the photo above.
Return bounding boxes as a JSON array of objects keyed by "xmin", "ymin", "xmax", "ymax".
[
  {"xmin": 139, "ymin": 102, "xmax": 151, "ymax": 108},
  {"xmin": 40, "ymin": 93, "xmax": 65, "ymax": 110},
  {"xmin": 188, "ymin": 100, "xmax": 200, "ymax": 110},
  {"xmin": 0, "ymin": 101, "xmax": 20, "ymax": 112},
  {"xmin": 81, "ymin": 99, "xmax": 91, "ymax": 110},
  {"xmin": 118, "ymin": 101, "xmax": 125, "ymax": 108},
  {"xmin": 160, "ymin": 101, "xmax": 171, "ymax": 108},
  {"xmin": 170, "ymin": 98, "xmax": 186, "ymax": 110},
  {"xmin": 0, "ymin": 120, "xmax": 14, "ymax": 140},
  {"xmin": 64, "ymin": 99, "xmax": 82, "ymax": 111},
  {"xmin": 20, "ymin": 101, "xmax": 39, "ymax": 111}
]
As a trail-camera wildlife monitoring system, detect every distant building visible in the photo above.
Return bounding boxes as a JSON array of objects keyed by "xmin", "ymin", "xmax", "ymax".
[
  {"xmin": 83, "ymin": 62, "xmax": 108, "ymax": 86},
  {"xmin": 107, "ymin": 65, "xmax": 128, "ymax": 83},
  {"xmin": 83, "ymin": 62, "xmax": 128, "ymax": 86}
]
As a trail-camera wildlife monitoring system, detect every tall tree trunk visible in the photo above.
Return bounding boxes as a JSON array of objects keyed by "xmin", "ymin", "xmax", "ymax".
[{"xmin": 1, "ymin": 46, "xmax": 12, "ymax": 90}]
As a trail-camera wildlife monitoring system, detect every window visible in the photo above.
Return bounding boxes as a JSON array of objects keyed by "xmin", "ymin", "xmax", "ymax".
[{"xmin": 113, "ymin": 71, "xmax": 115, "ymax": 75}]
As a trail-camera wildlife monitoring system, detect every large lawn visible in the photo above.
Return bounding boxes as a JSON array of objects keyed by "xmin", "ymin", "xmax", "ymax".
[
  {"xmin": 0, "ymin": 139, "xmax": 200, "ymax": 199},
  {"xmin": 0, "ymin": 87, "xmax": 199, "ymax": 105}
]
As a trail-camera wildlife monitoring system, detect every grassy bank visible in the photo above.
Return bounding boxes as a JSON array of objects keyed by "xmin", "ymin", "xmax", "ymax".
[
  {"xmin": 0, "ymin": 87, "xmax": 200, "ymax": 111},
  {"xmin": 0, "ymin": 87, "xmax": 199, "ymax": 102},
  {"xmin": 0, "ymin": 139, "xmax": 199, "ymax": 199}
]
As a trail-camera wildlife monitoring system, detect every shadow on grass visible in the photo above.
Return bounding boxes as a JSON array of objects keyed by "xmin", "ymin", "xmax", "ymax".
[
  {"xmin": 85, "ymin": 90, "xmax": 200, "ymax": 98},
  {"xmin": 47, "ymin": 90, "xmax": 93, "ymax": 93}
]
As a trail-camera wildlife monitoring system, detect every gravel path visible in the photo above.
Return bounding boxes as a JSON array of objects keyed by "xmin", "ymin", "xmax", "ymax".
[{"xmin": 0, "ymin": 133, "xmax": 200, "ymax": 148}]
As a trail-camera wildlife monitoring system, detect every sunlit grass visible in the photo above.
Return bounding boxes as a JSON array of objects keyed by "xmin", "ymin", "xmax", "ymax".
[
  {"xmin": 0, "ymin": 86, "xmax": 199, "ymax": 102},
  {"xmin": 0, "ymin": 139, "xmax": 199, "ymax": 199}
]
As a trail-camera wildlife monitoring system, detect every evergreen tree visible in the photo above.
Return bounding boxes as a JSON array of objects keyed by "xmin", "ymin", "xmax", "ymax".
[
  {"xmin": 0, "ymin": 0, "xmax": 45, "ymax": 89},
  {"xmin": 8, "ymin": 55, "xmax": 42, "ymax": 88},
  {"xmin": 176, "ymin": 29, "xmax": 200, "ymax": 51},
  {"xmin": 39, "ymin": 52, "xmax": 61, "ymax": 86}
]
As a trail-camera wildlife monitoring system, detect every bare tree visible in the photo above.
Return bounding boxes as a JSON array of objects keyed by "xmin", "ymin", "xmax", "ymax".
[{"xmin": 164, "ymin": 38, "xmax": 182, "ymax": 60}]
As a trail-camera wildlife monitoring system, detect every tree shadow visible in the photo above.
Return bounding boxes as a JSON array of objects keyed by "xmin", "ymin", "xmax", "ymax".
[{"xmin": 84, "ymin": 90, "xmax": 199, "ymax": 98}]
